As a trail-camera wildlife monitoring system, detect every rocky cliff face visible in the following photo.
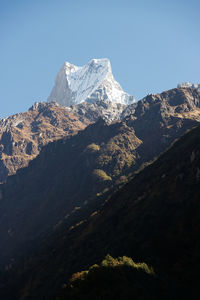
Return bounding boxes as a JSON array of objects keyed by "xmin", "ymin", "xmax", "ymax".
[
  {"xmin": 47, "ymin": 58, "xmax": 135, "ymax": 106},
  {"xmin": 70, "ymin": 99, "xmax": 135, "ymax": 123},
  {"xmin": 124, "ymin": 87, "xmax": 200, "ymax": 163},
  {"xmin": 0, "ymin": 102, "xmax": 90, "ymax": 182}
]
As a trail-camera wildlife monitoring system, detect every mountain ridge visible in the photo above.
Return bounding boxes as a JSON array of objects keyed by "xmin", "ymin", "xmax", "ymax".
[{"xmin": 1, "ymin": 86, "xmax": 200, "ymax": 183}]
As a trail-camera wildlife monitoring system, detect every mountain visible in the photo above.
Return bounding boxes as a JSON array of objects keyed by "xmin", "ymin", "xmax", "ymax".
[
  {"xmin": 70, "ymin": 99, "xmax": 135, "ymax": 123},
  {"xmin": 0, "ymin": 99, "xmax": 134, "ymax": 183},
  {"xmin": 1, "ymin": 54, "xmax": 200, "ymax": 299},
  {"xmin": 1, "ymin": 86, "xmax": 200, "ymax": 183},
  {"xmin": 0, "ymin": 102, "xmax": 90, "ymax": 183},
  {"xmin": 125, "ymin": 86, "xmax": 200, "ymax": 163},
  {"xmin": 1, "ymin": 123, "xmax": 200, "ymax": 300},
  {"xmin": 47, "ymin": 58, "xmax": 135, "ymax": 106},
  {"xmin": 52, "ymin": 124, "xmax": 200, "ymax": 300},
  {"xmin": 0, "ymin": 58, "xmax": 136, "ymax": 183},
  {"xmin": 0, "ymin": 118, "xmax": 142, "ymax": 268},
  {"xmin": 0, "ymin": 87, "xmax": 200, "ymax": 268}
]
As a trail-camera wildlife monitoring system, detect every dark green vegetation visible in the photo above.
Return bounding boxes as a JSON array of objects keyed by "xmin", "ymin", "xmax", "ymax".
[
  {"xmin": 56, "ymin": 255, "xmax": 161, "ymax": 300},
  {"xmin": 0, "ymin": 87, "xmax": 200, "ymax": 299}
]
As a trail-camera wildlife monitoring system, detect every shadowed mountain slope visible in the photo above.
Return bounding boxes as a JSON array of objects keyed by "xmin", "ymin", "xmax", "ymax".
[
  {"xmin": 1, "ymin": 124, "xmax": 200, "ymax": 300},
  {"xmin": 0, "ymin": 118, "xmax": 141, "ymax": 268}
]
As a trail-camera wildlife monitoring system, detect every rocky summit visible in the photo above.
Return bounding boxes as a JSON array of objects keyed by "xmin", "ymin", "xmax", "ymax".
[{"xmin": 47, "ymin": 58, "xmax": 135, "ymax": 106}]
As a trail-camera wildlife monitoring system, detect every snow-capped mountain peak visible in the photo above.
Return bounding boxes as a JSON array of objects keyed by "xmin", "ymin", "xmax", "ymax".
[{"xmin": 47, "ymin": 58, "xmax": 135, "ymax": 106}]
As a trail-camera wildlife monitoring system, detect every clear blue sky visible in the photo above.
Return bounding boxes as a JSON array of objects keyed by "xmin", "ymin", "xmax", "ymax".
[{"xmin": 1, "ymin": 0, "xmax": 200, "ymax": 118}]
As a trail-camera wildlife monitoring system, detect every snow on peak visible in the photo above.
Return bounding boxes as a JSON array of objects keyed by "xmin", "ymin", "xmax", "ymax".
[
  {"xmin": 177, "ymin": 82, "xmax": 200, "ymax": 90},
  {"xmin": 47, "ymin": 58, "xmax": 135, "ymax": 106},
  {"xmin": 64, "ymin": 62, "xmax": 79, "ymax": 74}
]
